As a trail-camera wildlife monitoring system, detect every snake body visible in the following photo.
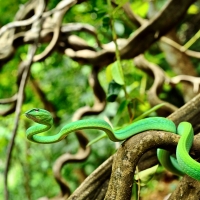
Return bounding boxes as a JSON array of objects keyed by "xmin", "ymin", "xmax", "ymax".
[{"xmin": 25, "ymin": 108, "xmax": 200, "ymax": 181}]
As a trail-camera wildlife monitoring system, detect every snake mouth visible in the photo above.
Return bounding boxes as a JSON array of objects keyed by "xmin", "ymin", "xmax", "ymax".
[
  {"xmin": 25, "ymin": 113, "xmax": 38, "ymax": 122},
  {"xmin": 25, "ymin": 113, "xmax": 31, "ymax": 118}
]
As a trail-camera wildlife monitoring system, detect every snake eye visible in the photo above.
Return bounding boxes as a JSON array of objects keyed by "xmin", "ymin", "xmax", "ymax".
[{"xmin": 34, "ymin": 108, "xmax": 40, "ymax": 112}]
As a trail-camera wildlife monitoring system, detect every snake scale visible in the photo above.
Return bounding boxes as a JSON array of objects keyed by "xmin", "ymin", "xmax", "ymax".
[{"xmin": 25, "ymin": 108, "xmax": 200, "ymax": 181}]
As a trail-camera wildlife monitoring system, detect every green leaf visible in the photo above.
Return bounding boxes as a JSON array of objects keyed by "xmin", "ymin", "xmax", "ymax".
[
  {"xmin": 111, "ymin": 61, "xmax": 125, "ymax": 85},
  {"xmin": 102, "ymin": 16, "xmax": 110, "ymax": 29},
  {"xmin": 134, "ymin": 165, "xmax": 158, "ymax": 186},
  {"xmin": 116, "ymin": 99, "xmax": 129, "ymax": 115},
  {"xmin": 107, "ymin": 80, "xmax": 122, "ymax": 102},
  {"xmin": 130, "ymin": 1, "xmax": 148, "ymax": 18},
  {"xmin": 188, "ymin": 5, "xmax": 199, "ymax": 14},
  {"xmin": 106, "ymin": 64, "xmax": 113, "ymax": 82},
  {"xmin": 113, "ymin": 99, "xmax": 129, "ymax": 124}
]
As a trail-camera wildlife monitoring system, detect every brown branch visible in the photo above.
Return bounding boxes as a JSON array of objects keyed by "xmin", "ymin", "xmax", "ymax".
[
  {"xmin": 4, "ymin": 44, "xmax": 38, "ymax": 200},
  {"xmin": 38, "ymin": 67, "xmax": 106, "ymax": 199},
  {"xmin": 65, "ymin": 0, "xmax": 195, "ymax": 67},
  {"xmin": 123, "ymin": 2, "xmax": 200, "ymax": 66},
  {"xmin": 105, "ymin": 93, "xmax": 200, "ymax": 199},
  {"xmin": 122, "ymin": 2, "xmax": 147, "ymax": 26},
  {"xmin": 0, "ymin": 95, "xmax": 17, "ymax": 116},
  {"xmin": 54, "ymin": 67, "xmax": 105, "ymax": 198},
  {"xmin": 0, "ymin": 0, "xmax": 47, "ymax": 116},
  {"xmin": 52, "ymin": 137, "xmax": 90, "ymax": 199},
  {"xmin": 161, "ymin": 36, "xmax": 200, "ymax": 59},
  {"xmin": 0, "ymin": 103, "xmax": 16, "ymax": 116},
  {"xmin": 33, "ymin": 0, "xmax": 77, "ymax": 62},
  {"xmin": 66, "ymin": 92, "xmax": 200, "ymax": 199},
  {"xmin": 134, "ymin": 54, "xmax": 178, "ymax": 115},
  {"xmin": 0, "ymin": 0, "xmax": 46, "ymax": 64},
  {"xmin": 67, "ymin": 156, "xmax": 113, "ymax": 200},
  {"xmin": 61, "ymin": 35, "xmax": 96, "ymax": 52},
  {"xmin": 105, "ymin": 131, "xmax": 180, "ymax": 200},
  {"xmin": 170, "ymin": 75, "xmax": 200, "ymax": 93},
  {"xmin": 0, "ymin": 0, "xmax": 45, "ymax": 36},
  {"xmin": 0, "ymin": 94, "xmax": 17, "ymax": 104},
  {"xmin": 60, "ymin": 23, "xmax": 101, "ymax": 48},
  {"xmin": 0, "ymin": 64, "xmax": 26, "ymax": 116},
  {"xmin": 168, "ymin": 175, "xmax": 200, "ymax": 199},
  {"xmin": 3, "ymin": 11, "xmax": 43, "ymax": 198},
  {"xmin": 123, "ymin": 2, "xmax": 199, "ymax": 103}
]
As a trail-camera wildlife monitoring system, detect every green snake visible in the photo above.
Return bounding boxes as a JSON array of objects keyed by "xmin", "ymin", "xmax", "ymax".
[{"xmin": 25, "ymin": 108, "xmax": 200, "ymax": 181}]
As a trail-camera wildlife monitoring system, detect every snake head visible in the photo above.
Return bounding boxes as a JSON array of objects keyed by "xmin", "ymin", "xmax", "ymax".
[{"xmin": 25, "ymin": 108, "xmax": 53, "ymax": 125}]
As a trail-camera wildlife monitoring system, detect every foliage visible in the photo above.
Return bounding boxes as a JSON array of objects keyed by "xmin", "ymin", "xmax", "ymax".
[{"xmin": 0, "ymin": 0, "xmax": 200, "ymax": 199}]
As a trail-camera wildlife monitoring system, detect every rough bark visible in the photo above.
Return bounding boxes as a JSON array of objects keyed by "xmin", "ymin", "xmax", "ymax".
[{"xmin": 105, "ymin": 93, "xmax": 200, "ymax": 199}]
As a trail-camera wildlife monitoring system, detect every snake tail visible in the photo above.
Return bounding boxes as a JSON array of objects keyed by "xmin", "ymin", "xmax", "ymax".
[{"xmin": 176, "ymin": 122, "xmax": 200, "ymax": 181}]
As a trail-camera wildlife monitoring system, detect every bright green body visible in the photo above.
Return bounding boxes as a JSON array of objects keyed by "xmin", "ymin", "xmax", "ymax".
[{"xmin": 25, "ymin": 108, "xmax": 200, "ymax": 181}]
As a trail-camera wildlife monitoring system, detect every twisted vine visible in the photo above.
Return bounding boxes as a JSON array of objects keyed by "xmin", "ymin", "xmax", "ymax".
[{"xmin": 38, "ymin": 67, "xmax": 106, "ymax": 199}]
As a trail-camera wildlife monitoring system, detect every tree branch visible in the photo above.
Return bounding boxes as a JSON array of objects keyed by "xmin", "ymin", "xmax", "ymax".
[{"xmin": 105, "ymin": 92, "xmax": 200, "ymax": 199}]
